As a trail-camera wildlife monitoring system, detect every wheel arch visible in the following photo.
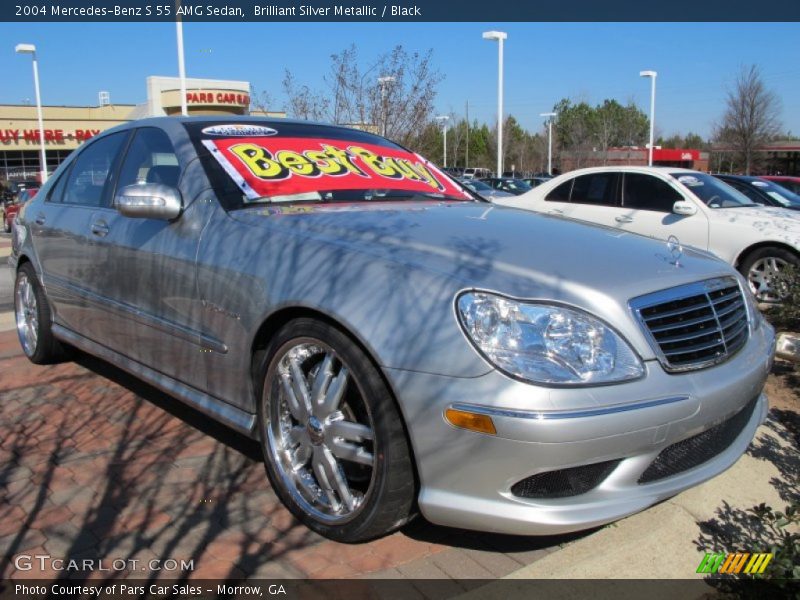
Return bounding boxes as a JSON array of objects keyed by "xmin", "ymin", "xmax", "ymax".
[
  {"xmin": 249, "ymin": 305, "xmax": 421, "ymax": 493},
  {"xmin": 15, "ymin": 253, "xmax": 32, "ymax": 271},
  {"xmin": 734, "ymin": 241, "xmax": 800, "ymax": 269}
]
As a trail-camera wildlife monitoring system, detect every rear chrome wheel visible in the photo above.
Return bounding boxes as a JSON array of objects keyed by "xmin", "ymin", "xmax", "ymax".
[
  {"xmin": 15, "ymin": 271, "xmax": 39, "ymax": 356},
  {"xmin": 13, "ymin": 263, "xmax": 69, "ymax": 364},
  {"xmin": 256, "ymin": 318, "xmax": 415, "ymax": 542}
]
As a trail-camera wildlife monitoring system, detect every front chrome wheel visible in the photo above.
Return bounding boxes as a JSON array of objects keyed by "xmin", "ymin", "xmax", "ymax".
[
  {"xmin": 15, "ymin": 271, "xmax": 39, "ymax": 356},
  {"xmin": 263, "ymin": 340, "xmax": 376, "ymax": 524},
  {"xmin": 747, "ymin": 256, "xmax": 789, "ymax": 303}
]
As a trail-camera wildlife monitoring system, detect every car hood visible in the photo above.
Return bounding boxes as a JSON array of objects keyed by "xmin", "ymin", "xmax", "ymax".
[
  {"xmin": 227, "ymin": 201, "xmax": 741, "ymax": 369},
  {"xmin": 230, "ymin": 201, "xmax": 734, "ymax": 300},
  {"xmin": 709, "ymin": 205, "xmax": 800, "ymax": 239}
]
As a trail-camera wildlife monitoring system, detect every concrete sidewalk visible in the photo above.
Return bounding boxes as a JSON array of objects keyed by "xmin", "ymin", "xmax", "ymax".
[{"xmin": 0, "ymin": 310, "xmax": 14, "ymax": 333}]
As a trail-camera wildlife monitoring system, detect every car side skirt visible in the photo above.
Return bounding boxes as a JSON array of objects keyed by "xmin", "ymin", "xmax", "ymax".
[{"xmin": 52, "ymin": 324, "xmax": 257, "ymax": 437}]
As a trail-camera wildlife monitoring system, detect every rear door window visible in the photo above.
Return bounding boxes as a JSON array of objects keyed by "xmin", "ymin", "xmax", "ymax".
[
  {"xmin": 546, "ymin": 180, "xmax": 573, "ymax": 202},
  {"xmin": 569, "ymin": 173, "xmax": 619, "ymax": 206}
]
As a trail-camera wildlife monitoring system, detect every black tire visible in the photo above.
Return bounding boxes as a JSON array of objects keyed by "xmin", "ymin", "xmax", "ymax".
[
  {"xmin": 14, "ymin": 262, "xmax": 69, "ymax": 364},
  {"xmin": 738, "ymin": 246, "xmax": 800, "ymax": 303},
  {"xmin": 255, "ymin": 317, "xmax": 416, "ymax": 542}
]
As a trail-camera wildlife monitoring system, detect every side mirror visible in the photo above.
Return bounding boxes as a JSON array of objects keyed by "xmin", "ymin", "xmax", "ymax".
[
  {"xmin": 672, "ymin": 200, "xmax": 697, "ymax": 216},
  {"xmin": 115, "ymin": 183, "xmax": 182, "ymax": 220}
]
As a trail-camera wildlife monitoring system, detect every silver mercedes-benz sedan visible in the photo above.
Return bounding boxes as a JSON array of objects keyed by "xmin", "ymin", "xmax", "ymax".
[{"xmin": 10, "ymin": 117, "xmax": 775, "ymax": 542}]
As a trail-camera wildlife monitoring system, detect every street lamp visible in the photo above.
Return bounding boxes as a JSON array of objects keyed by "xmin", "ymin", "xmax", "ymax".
[
  {"xmin": 640, "ymin": 70, "xmax": 657, "ymax": 166},
  {"xmin": 540, "ymin": 112, "xmax": 556, "ymax": 175},
  {"xmin": 436, "ymin": 115, "xmax": 450, "ymax": 167},
  {"xmin": 15, "ymin": 43, "xmax": 47, "ymax": 184},
  {"xmin": 176, "ymin": 20, "xmax": 188, "ymax": 116},
  {"xmin": 483, "ymin": 30, "xmax": 507, "ymax": 177},
  {"xmin": 377, "ymin": 75, "xmax": 395, "ymax": 137}
]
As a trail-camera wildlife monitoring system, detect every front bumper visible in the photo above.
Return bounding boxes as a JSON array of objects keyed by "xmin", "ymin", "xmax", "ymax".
[{"xmin": 384, "ymin": 322, "xmax": 774, "ymax": 535}]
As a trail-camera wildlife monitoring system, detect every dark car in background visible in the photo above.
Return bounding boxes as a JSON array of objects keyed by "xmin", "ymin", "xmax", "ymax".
[
  {"xmin": 521, "ymin": 176, "xmax": 552, "ymax": 189},
  {"xmin": 480, "ymin": 177, "xmax": 533, "ymax": 196},
  {"xmin": 714, "ymin": 174, "xmax": 800, "ymax": 211},
  {"xmin": 456, "ymin": 177, "xmax": 514, "ymax": 200},
  {"xmin": 762, "ymin": 175, "xmax": 800, "ymax": 196}
]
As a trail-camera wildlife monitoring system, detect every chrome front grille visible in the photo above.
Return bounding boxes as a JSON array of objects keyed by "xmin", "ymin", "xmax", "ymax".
[{"xmin": 630, "ymin": 277, "xmax": 749, "ymax": 372}]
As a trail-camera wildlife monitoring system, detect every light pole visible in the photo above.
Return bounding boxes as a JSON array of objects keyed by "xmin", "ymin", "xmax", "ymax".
[
  {"xmin": 176, "ymin": 20, "xmax": 188, "ymax": 116},
  {"xmin": 540, "ymin": 112, "xmax": 556, "ymax": 175},
  {"xmin": 436, "ymin": 115, "xmax": 449, "ymax": 167},
  {"xmin": 15, "ymin": 43, "xmax": 47, "ymax": 184},
  {"xmin": 640, "ymin": 70, "xmax": 657, "ymax": 166},
  {"xmin": 482, "ymin": 30, "xmax": 507, "ymax": 177},
  {"xmin": 377, "ymin": 75, "xmax": 395, "ymax": 137}
]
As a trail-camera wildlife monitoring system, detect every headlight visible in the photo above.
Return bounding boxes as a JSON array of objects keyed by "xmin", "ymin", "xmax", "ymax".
[{"xmin": 456, "ymin": 291, "xmax": 644, "ymax": 385}]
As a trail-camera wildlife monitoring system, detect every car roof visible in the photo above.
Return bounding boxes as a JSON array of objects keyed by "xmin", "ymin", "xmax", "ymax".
[
  {"xmin": 714, "ymin": 174, "xmax": 763, "ymax": 182},
  {"xmin": 93, "ymin": 115, "xmax": 389, "ymax": 142},
  {"xmin": 553, "ymin": 166, "xmax": 700, "ymax": 176},
  {"xmin": 763, "ymin": 175, "xmax": 800, "ymax": 181}
]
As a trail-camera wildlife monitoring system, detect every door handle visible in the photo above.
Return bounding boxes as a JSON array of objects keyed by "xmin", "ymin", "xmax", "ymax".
[
  {"xmin": 549, "ymin": 208, "xmax": 564, "ymax": 215},
  {"xmin": 91, "ymin": 220, "xmax": 110, "ymax": 237},
  {"xmin": 615, "ymin": 215, "xmax": 634, "ymax": 224},
  {"xmin": 35, "ymin": 213, "xmax": 46, "ymax": 225}
]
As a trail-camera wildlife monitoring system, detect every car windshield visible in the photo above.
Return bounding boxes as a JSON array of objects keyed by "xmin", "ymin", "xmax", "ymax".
[
  {"xmin": 187, "ymin": 121, "xmax": 470, "ymax": 206},
  {"xmin": 750, "ymin": 180, "xmax": 800, "ymax": 207},
  {"xmin": 460, "ymin": 179, "xmax": 493, "ymax": 192},
  {"xmin": 670, "ymin": 172, "xmax": 758, "ymax": 208},
  {"xmin": 503, "ymin": 179, "xmax": 533, "ymax": 191}
]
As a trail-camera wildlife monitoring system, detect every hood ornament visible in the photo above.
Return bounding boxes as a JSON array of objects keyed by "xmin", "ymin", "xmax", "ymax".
[{"xmin": 666, "ymin": 235, "xmax": 683, "ymax": 267}]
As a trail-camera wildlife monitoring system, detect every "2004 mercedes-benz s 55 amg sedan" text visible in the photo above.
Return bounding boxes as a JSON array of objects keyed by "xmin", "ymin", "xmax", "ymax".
[{"xmin": 10, "ymin": 117, "xmax": 775, "ymax": 542}]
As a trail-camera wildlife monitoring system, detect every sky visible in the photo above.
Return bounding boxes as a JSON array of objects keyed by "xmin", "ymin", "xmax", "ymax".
[{"xmin": 1, "ymin": 22, "xmax": 798, "ymax": 139}]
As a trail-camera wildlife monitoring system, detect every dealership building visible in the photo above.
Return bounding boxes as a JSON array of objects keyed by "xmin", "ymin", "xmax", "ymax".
[{"xmin": 0, "ymin": 76, "xmax": 284, "ymax": 183}]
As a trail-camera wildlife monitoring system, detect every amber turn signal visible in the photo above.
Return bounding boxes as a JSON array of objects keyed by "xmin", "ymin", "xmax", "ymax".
[{"xmin": 445, "ymin": 408, "xmax": 497, "ymax": 435}]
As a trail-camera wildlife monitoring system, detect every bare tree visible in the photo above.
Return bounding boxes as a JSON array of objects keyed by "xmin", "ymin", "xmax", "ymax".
[
  {"xmin": 282, "ymin": 71, "xmax": 329, "ymax": 122},
  {"xmin": 714, "ymin": 65, "xmax": 781, "ymax": 174},
  {"xmin": 282, "ymin": 45, "xmax": 443, "ymax": 146},
  {"xmin": 249, "ymin": 86, "xmax": 275, "ymax": 114}
]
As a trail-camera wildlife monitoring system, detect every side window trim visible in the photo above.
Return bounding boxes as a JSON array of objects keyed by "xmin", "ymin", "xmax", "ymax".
[
  {"xmin": 108, "ymin": 128, "xmax": 140, "ymax": 207},
  {"xmin": 100, "ymin": 130, "xmax": 133, "ymax": 209}
]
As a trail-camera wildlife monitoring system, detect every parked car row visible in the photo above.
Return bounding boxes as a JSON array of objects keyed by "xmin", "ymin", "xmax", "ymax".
[
  {"xmin": 763, "ymin": 175, "xmax": 800, "ymax": 195},
  {"xmin": 715, "ymin": 174, "xmax": 800, "ymax": 210},
  {"xmin": 10, "ymin": 118, "xmax": 776, "ymax": 545}
]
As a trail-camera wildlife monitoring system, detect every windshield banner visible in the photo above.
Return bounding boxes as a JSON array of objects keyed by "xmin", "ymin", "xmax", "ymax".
[{"xmin": 202, "ymin": 137, "xmax": 469, "ymax": 200}]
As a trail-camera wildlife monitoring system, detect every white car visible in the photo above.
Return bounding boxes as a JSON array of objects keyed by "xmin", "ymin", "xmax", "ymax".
[{"xmin": 495, "ymin": 166, "xmax": 800, "ymax": 302}]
